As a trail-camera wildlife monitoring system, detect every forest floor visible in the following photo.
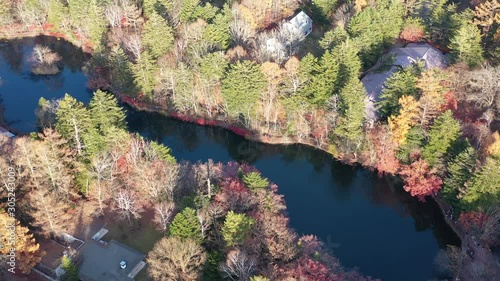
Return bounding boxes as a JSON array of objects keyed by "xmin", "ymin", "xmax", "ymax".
[{"xmin": 100, "ymin": 208, "xmax": 162, "ymax": 254}]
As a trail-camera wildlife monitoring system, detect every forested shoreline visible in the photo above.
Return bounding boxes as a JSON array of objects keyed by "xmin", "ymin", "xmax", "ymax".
[{"xmin": 0, "ymin": 0, "xmax": 499, "ymax": 280}]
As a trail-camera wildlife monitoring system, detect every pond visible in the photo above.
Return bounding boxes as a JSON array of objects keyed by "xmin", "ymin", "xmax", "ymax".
[
  {"xmin": 0, "ymin": 36, "xmax": 90, "ymax": 133},
  {"xmin": 0, "ymin": 36, "xmax": 460, "ymax": 281}
]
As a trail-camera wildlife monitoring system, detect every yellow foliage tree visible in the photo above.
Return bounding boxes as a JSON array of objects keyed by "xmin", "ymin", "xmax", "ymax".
[
  {"xmin": 355, "ymin": 0, "xmax": 368, "ymax": 12},
  {"xmin": 0, "ymin": 212, "xmax": 45, "ymax": 274},
  {"xmin": 388, "ymin": 95, "xmax": 420, "ymax": 145},
  {"xmin": 487, "ymin": 131, "xmax": 500, "ymax": 157},
  {"xmin": 416, "ymin": 69, "xmax": 448, "ymax": 127},
  {"xmin": 473, "ymin": 0, "xmax": 500, "ymax": 32}
]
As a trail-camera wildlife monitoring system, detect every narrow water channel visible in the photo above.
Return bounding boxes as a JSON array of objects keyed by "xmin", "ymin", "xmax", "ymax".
[{"xmin": 0, "ymin": 36, "xmax": 460, "ymax": 281}]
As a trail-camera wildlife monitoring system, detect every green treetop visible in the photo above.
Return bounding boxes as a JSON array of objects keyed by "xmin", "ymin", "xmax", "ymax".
[
  {"xmin": 89, "ymin": 90, "xmax": 127, "ymax": 133},
  {"xmin": 443, "ymin": 142, "xmax": 477, "ymax": 210},
  {"xmin": 132, "ymin": 50, "xmax": 158, "ymax": 96},
  {"xmin": 222, "ymin": 211, "xmax": 255, "ymax": 247},
  {"xmin": 221, "ymin": 60, "xmax": 266, "ymax": 123},
  {"xmin": 422, "ymin": 110, "xmax": 461, "ymax": 167},
  {"xmin": 60, "ymin": 256, "xmax": 79, "ymax": 281},
  {"xmin": 462, "ymin": 157, "xmax": 500, "ymax": 211},
  {"xmin": 203, "ymin": 5, "xmax": 233, "ymax": 50},
  {"xmin": 377, "ymin": 63, "xmax": 422, "ymax": 118},
  {"xmin": 56, "ymin": 94, "xmax": 91, "ymax": 155},
  {"xmin": 243, "ymin": 172, "xmax": 269, "ymax": 190},
  {"xmin": 334, "ymin": 79, "xmax": 366, "ymax": 144},
  {"xmin": 142, "ymin": 11, "xmax": 175, "ymax": 59},
  {"xmin": 169, "ymin": 207, "xmax": 202, "ymax": 243},
  {"xmin": 449, "ymin": 23, "xmax": 484, "ymax": 67}
]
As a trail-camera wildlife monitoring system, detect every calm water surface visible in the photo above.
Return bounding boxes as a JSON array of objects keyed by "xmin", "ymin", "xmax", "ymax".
[
  {"xmin": 0, "ymin": 36, "xmax": 90, "ymax": 132},
  {"xmin": 0, "ymin": 37, "xmax": 460, "ymax": 281}
]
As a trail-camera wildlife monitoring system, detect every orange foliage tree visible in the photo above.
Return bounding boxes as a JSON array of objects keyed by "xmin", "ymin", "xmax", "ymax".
[
  {"xmin": 367, "ymin": 126, "xmax": 400, "ymax": 175},
  {"xmin": 400, "ymin": 18, "xmax": 425, "ymax": 42},
  {"xmin": 400, "ymin": 158, "xmax": 443, "ymax": 201},
  {"xmin": 388, "ymin": 95, "xmax": 420, "ymax": 145},
  {"xmin": 486, "ymin": 131, "xmax": 500, "ymax": 157},
  {"xmin": 0, "ymin": 212, "xmax": 45, "ymax": 274}
]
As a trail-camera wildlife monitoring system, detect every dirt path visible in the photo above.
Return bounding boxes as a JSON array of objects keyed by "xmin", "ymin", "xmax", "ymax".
[{"xmin": 435, "ymin": 197, "xmax": 499, "ymax": 280}]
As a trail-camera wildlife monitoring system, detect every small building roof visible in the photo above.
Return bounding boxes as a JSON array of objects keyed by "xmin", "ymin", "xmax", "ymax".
[
  {"xmin": 388, "ymin": 43, "xmax": 447, "ymax": 69},
  {"xmin": 0, "ymin": 126, "xmax": 14, "ymax": 138},
  {"xmin": 362, "ymin": 43, "xmax": 447, "ymax": 123},
  {"xmin": 79, "ymin": 240, "xmax": 146, "ymax": 281},
  {"xmin": 362, "ymin": 66, "xmax": 399, "ymax": 121},
  {"xmin": 284, "ymin": 11, "xmax": 313, "ymax": 38}
]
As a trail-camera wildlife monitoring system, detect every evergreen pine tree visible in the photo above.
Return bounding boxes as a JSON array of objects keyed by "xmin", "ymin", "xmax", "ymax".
[
  {"xmin": 142, "ymin": 11, "xmax": 175, "ymax": 59},
  {"xmin": 377, "ymin": 63, "xmax": 422, "ymax": 118},
  {"xmin": 449, "ymin": 23, "xmax": 484, "ymax": 67},
  {"xmin": 422, "ymin": 110, "xmax": 461, "ymax": 167},
  {"xmin": 242, "ymin": 172, "xmax": 269, "ymax": 190},
  {"xmin": 203, "ymin": 5, "xmax": 232, "ymax": 50},
  {"xmin": 60, "ymin": 256, "xmax": 79, "ymax": 281},
  {"xmin": 169, "ymin": 207, "xmax": 202, "ymax": 243},
  {"xmin": 180, "ymin": 0, "xmax": 201, "ymax": 23},
  {"xmin": 56, "ymin": 94, "xmax": 91, "ymax": 155},
  {"xmin": 108, "ymin": 47, "xmax": 137, "ymax": 95},
  {"xmin": 462, "ymin": 157, "xmax": 500, "ymax": 210},
  {"xmin": 89, "ymin": 90, "xmax": 127, "ymax": 133},
  {"xmin": 334, "ymin": 79, "xmax": 366, "ymax": 143},
  {"xmin": 443, "ymin": 142, "xmax": 477, "ymax": 210},
  {"xmin": 133, "ymin": 51, "xmax": 158, "ymax": 96},
  {"xmin": 222, "ymin": 211, "xmax": 255, "ymax": 247},
  {"xmin": 221, "ymin": 60, "xmax": 266, "ymax": 122}
]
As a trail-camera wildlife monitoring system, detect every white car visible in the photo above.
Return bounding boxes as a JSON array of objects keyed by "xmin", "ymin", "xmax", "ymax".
[{"xmin": 120, "ymin": 261, "xmax": 127, "ymax": 269}]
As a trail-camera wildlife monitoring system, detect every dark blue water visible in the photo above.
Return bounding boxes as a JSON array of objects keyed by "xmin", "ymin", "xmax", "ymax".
[
  {"xmin": 0, "ymin": 36, "xmax": 91, "ymax": 133},
  {"xmin": 126, "ymin": 111, "xmax": 459, "ymax": 281},
  {"xmin": 0, "ymin": 37, "xmax": 460, "ymax": 281}
]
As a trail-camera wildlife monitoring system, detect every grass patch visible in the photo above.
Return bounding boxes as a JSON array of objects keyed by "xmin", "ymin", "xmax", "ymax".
[{"xmin": 102, "ymin": 221, "xmax": 163, "ymax": 254}]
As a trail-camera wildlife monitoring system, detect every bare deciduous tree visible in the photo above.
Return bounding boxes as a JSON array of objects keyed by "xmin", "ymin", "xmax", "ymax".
[
  {"xmin": 37, "ymin": 129, "xmax": 74, "ymax": 198},
  {"xmin": 466, "ymin": 65, "xmax": 500, "ymax": 119},
  {"xmin": 28, "ymin": 188, "xmax": 68, "ymax": 236},
  {"xmin": 147, "ymin": 236, "xmax": 207, "ymax": 281},
  {"xmin": 31, "ymin": 45, "xmax": 61, "ymax": 65},
  {"xmin": 333, "ymin": 3, "xmax": 355, "ymax": 28},
  {"xmin": 105, "ymin": 1, "xmax": 123, "ymax": 27},
  {"xmin": 134, "ymin": 159, "xmax": 179, "ymax": 202},
  {"xmin": 220, "ymin": 249, "xmax": 257, "ymax": 281},
  {"xmin": 90, "ymin": 152, "xmax": 114, "ymax": 214},
  {"xmin": 114, "ymin": 189, "xmax": 143, "ymax": 222},
  {"xmin": 123, "ymin": 33, "xmax": 143, "ymax": 60},
  {"xmin": 231, "ymin": 9, "xmax": 256, "ymax": 47},
  {"xmin": 122, "ymin": 0, "xmax": 142, "ymax": 29},
  {"xmin": 153, "ymin": 201, "xmax": 175, "ymax": 233},
  {"xmin": 480, "ymin": 206, "xmax": 500, "ymax": 246}
]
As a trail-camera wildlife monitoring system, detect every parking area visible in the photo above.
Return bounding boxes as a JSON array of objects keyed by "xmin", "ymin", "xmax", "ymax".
[{"xmin": 78, "ymin": 239, "xmax": 146, "ymax": 281}]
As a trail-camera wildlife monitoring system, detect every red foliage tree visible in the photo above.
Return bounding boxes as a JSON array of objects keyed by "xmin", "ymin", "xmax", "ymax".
[
  {"xmin": 214, "ymin": 178, "xmax": 254, "ymax": 212},
  {"xmin": 441, "ymin": 92, "xmax": 458, "ymax": 112},
  {"xmin": 400, "ymin": 159, "xmax": 443, "ymax": 201},
  {"xmin": 296, "ymin": 258, "xmax": 340, "ymax": 281},
  {"xmin": 459, "ymin": 211, "xmax": 488, "ymax": 232}
]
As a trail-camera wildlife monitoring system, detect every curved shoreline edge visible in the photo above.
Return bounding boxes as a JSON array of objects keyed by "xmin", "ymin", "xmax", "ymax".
[
  {"xmin": 0, "ymin": 31, "xmax": 468, "ymax": 251},
  {"xmin": 119, "ymin": 94, "xmax": 465, "ymax": 241}
]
